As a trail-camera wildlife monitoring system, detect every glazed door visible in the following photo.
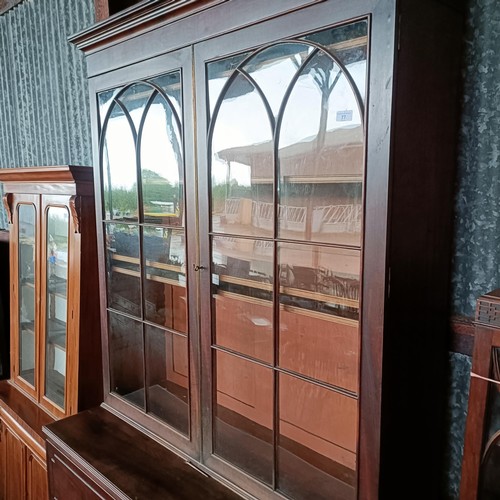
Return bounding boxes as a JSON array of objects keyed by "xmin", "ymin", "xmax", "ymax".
[
  {"xmin": 11, "ymin": 194, "xmax": 40, "ymax": 400},
  {"xmin": 94, "ymin": 46, "xmax": 200, "ymax": 455},
  {"xmin": 196, "ymin": 16, "xmax": 367, "ymax": 500},
  {"xmin": 39, "ymin": 195, "xmax": 73, "ymax": 418},
  {"xmin": 93, "ymin": 10, "xmax": 369, "ymax": 497}
]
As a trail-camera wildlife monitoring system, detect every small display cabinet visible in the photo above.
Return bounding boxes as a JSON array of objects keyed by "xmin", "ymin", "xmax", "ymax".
[
  {"xmin": 461, "ymin": 290, "xmax": 500, "ymax": 499},
  {"xmin": 0, "ymin": 166, "xmax": 101, "ymax": 499}
]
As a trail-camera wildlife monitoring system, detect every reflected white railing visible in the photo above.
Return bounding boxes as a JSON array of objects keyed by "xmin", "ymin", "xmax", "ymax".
[{"xmin": 221, "ymin": 198, "xmax": 362, "ymax": 233}]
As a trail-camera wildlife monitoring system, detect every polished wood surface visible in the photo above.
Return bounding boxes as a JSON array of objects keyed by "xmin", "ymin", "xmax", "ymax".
[
  {"xmin": 460, "ymin": 290, "xmax": 500, "ymax": 499},
  {"xmin": 44, "ymin": 406, "xmax": 242, "ymax": 500},
  {"xmin": 27, "ymin": 450, "xmax": 48, "ymax": 500},
  {"xmin": 0, "ymin": 381, "xmax": 54, "ymax": 449},
  {"xmin": 0, "ymin": 231, "xmax": 9, "ymax": 379},
  {"xmin": 374, "ymin": 2, "xmax": 464, "ymax": 494},
  {"xmin": 0, "ymin": 381, "xmax": 52, "ymax": 500},
  {"xmin": 0, "ymin": 167, "xmax": 101, "ymax": 499},
  {"xmin": 70, "ymin": 1, "xmax": 465, "ymax": 498},
  {"xmin": 450, "ymin": 315, "xmax": 475, "ymax": 356},
  {"xmin": 2, "ymin": 422, "xmax": 26, "ymax": 500},
  {"xmin": 0, "ymin": 166, "xmax": 102, "ymax": 418}
]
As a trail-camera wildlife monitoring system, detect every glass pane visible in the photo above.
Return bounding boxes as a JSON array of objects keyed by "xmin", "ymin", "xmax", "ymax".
[
  {"xmin": 109, "ymin": 311, "xmax": 144, "ymax": 409},
  {"xmin": 143, "ymin": 227, "xmax": 186, "ymax": 330},
  {"xmin": 241, "ymin": 43, "xmax": 313, "ymax": 118},
  {"xmin": 207, "ymin": 52, "xmax": 250, "ymax": 117},
  {"xmin": 278, "ymin": 373, "xmax": 357, "ymax": 500},
  {"xmin": 145, "ymin": 325, "xmax": 189, "ymax": 435},
  {"xmin": 210, "ymin": 73, "xmax": 274, "ymax": 237},
  {"xmin": 105, "ymin": 223, "xmax": 141, "ymax": 318},
  {"xmin": 212, "ymin": 236, "xmax": 273, "ymax": 363},
  {"xmin": 214, "ymin": 350, "xmax": 273, "ymax": 485},
  {"xmin": 140, "ymin": 92, "xmax": 184, "ymax": 227},
  {"xmin": 119, "ymin": 83, "xmax": 155, "ymax": 132},
  {"xmin": 102, "ymin": 101, "xmax": 138, "ymax": 222},
  {"xmin": 148, "ymin": 72, "xmax": 182, "ymax": 124},
  {"xmin": 98, "ymin": 88, "xmax": 119, "ymax": 125},
  {"xmin": 45, "ymin": 206, "xmax": 69, "ymax": 409},
  {"xmin": 18, "ymin": 204, "xmax": 36, "ymax": 386},
  {"xmin": 304, "ymin": 20, "xmax": 368, "ymax": 98},
  {"xmin": 278, "ymin": 51, "xmax": 364, "ymax": 246},
  {"xmin": 279, "ymin": 243, "xmax": 360, "ymax": 390}
]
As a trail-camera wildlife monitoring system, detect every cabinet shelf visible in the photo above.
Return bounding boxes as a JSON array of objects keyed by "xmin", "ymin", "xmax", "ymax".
[{"xmin": 47, "ymin": 279, "xmax": 67, "ymax": 299}]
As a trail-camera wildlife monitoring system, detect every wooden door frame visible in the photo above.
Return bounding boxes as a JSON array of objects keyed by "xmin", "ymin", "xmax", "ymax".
[
  {"xmin": 9, "ymin": 194, "xmax": 41, "ymax": 403},
  {"xmin": 89, "ymin": 45, "xmax": 201, "ymax": 459}
]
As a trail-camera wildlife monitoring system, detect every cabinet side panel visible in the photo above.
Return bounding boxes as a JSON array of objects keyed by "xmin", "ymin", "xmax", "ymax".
[
  {"xmin": 78, "ymin": 196, "xmax": 103, "ymax": 412},
  {"xmin": 380, "ymin": 0, "xmax": 465, "ymax": 495}
]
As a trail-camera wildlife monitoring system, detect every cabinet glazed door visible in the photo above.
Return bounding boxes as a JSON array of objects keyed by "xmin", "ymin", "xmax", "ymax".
[
  {"xmin": 11, "ymin": 195, "xmax": 40, "ymax": 400},
  {"xmin": 40, "ymin": 195, "xmax": 73, "ymax": 418},
  {"xmin": 95, "ymin": 47, "xmax": 199, "ymax": 455},
  {"xmin": 197, "ymin": 17, "xmax": 367, "ymax": 499}
]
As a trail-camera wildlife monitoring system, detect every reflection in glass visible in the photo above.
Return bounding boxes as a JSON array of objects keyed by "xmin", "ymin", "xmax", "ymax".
[
  {"xmin": 101, "ymin": 71, "xmax": 184, "ymax": 227},
  {"xmin": 210, "ymin": 73, "xmax": 274, "ymax": 237},
  {"xmin": 105, "ymin": 223, "xmax": 141, "ymax": 318},
  {"xmin": 119, "ymin": 83, "xmax": 155, "ymax": 131},
  {"xmin": 145, "ymin": 325, "xmax": 188, "ymax": 435},
  {"xmin": 148, "ymin": 72, "xmax": 182, "ymax": 122},
  {"xmin": 207, "ymin": 52, "xmax": 250, "ymax": 117},
  {"xmin": 479, "ymin": 348, "xmax": 500, "ymax": 498},
  {"xmin": 207, "ymin": 19, "xmax": 368, "ymax": 493},
  {"xmin": 143, "ymin": 227, "xmax": 186, "ymax": 330},
  {"xmin": 278, "ymin": 50, "xmax": 364, "ymax": 246},
  {"xmin": 214, "ymin": 350, "xmax": 273, "ymax": 484},
  {"xmin": 102, "ymin": 101, "xmax": 139, "ymax": 222},
  {"xmin": 278, "ymin": 373, "xmax": 357, "ymax": 500},
  {"xmin": 109, "ymin": 311, "xmax": 144, "ymax": 409},
  {"xmin": 242, "ymin": 43, "xmax": 313, "ymax": 118},
  {"xmin": 18, "ymin": 204, "xmax": 36, "ymax": 386},
  {"xmin": 278, "ymin": 243, "xmax": 360, "ymax": 391},
  {"xmin": 304, "ymin": 20, "xmax": 368, "ymax": 98},
  {"xmin": 45, "ymin": 206, "xmax": 69, "ymax": 409},
  {"xmin": 212, "ymin": 236, "xmax": 273, "ymax": 363},
  {"xmin": 98, "ymin": 88, "xmax": 120, "ymax": 125},
  {"xmin": 100, "ymin": 69, "xmax": 190, "ymax": 426},
  {"xmin": 140, "ymin": 92, "xmax": 184, "ymax": 227}
]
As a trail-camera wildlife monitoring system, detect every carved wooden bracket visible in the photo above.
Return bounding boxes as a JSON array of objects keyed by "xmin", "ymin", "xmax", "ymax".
[
  {"xmin": 69, "ymin": 196, "xmax": 82, "ymax": 234},
  {"xmin": 2, "ymin": 193, "xmax": 13, "ymax": 225}
]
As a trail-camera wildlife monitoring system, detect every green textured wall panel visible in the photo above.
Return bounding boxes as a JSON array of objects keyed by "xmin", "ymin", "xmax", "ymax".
[
  {"xmin": 452, "ymin": 0, "xmax": 500, "ymax": 317},
  {"xmin": 0, "ymin": 0, "xmax": 94, "ymax": 228}
]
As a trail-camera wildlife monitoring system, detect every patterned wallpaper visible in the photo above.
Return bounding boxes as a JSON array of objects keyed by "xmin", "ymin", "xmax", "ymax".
[
  {"xmin": 0, "ymin": 0, "xmax": 94, "ymax": 229},
  {"xmin": 452, "ymin": 0, "xmax": 500, "ymax": 318},
  {"xmin": 446, "ymin": 2, "xmax": 500, "ymax": 497},
  {"xmin": 444, "ymin": 353, "xmax": 472, "ymax": 499}
]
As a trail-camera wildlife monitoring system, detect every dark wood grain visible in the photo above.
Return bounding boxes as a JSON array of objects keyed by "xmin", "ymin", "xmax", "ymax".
[
  {"xmin": 0, "ymin": 230, "xmax": 10, "ymax": 379},
  {"xmin": 0, "ymin": 0, "xmax": 22, "ymax": 15},
  {"xmin": 450, "ymin": 315, "xmax": 475, "ymax": 356},
  {"xmin": 460, "ymin": 325, "xmax": 494, "ymax": 498},
  {"xmin": 377, "ymin": 0, "xmax": 464, "ymax": 496},
  {"xmin": 44, "ymin": 407, "xmax": 241, "ymax": 500},
  {"xmin": 75, "ymin": 0, "xmax": 466, "ymax": 498},
  {"xmin": 0, "ymin": 380, "xmax": 54, "ymax": 450}
]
